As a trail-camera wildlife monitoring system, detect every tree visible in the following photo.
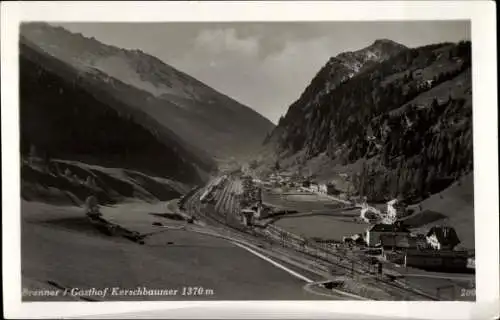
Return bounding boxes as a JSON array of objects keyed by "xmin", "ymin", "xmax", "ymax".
[{"xmin": 274, "ymin": 160, "xmax": 281, "ymax": 171}]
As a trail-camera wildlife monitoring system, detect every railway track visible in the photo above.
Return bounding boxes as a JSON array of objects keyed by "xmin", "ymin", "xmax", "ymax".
[{"xmin": 181, "ymin": 175, "xmax": 439, "ymax": 301}]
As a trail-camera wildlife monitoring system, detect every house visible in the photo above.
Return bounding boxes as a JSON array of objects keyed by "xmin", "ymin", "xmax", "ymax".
[
  {"xmin": 365, "ymin": 223, "xmax": 410, "ymax": 247},
  {"xmin": 309, "ymin": 183, "xmax": 319, "ymax": 193},
  {"xmin": 383, "ymin": 250, "xmax": 405, "ymax": 265},
  {"xmin": 250, "ymin": 203, "xmax": 265, "ymax": 219},
  {"xmin": 467, "ymin": 256, "xmax": 475, "ymax": 269},
  {"xmin": 318, "ymin": 184, "xmax": 328, "ymax": 194},
  {"xmin": 426, "ymin": 226, "xmax": 461, "ymax": 250},
  {"xmin": 326, "ymin": 183, "xmax": 340, "ymax": 195},
  {"xmin": 380, "ymin": 232, "xmax": 412, "ymax": 249}
]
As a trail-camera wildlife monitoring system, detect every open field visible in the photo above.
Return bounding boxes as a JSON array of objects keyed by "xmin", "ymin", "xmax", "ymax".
[
  {"xmin": 404, "ymin": 173, "xmax": 474, "ymax": 250},
  {"xmin": 263, "ymin": 190, "xmax": 345, "ymax": 213},
  {"xmin": 274, "ymin": 215, "xmax": 369, "ymax": 242},
  {"xmin": 21, "ymin": 200, "xmax": 332, "ymax": 301},
  {"xmin": 263, "ymin": 189, "xmax": 364, "ymax": 241}
]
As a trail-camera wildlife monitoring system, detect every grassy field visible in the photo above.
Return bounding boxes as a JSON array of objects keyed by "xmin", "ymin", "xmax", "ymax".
[
  {"xmin": 264, "ymin": 189, "xmax": 365, "ymax": 241},
  {"xmin": 21, "ymin": 200, "xmax": 332, "ymax": 301},
  {"xmin": 405, "ymin": 173, "xmax": 474, "ymax": 250},
  {"xmin": 263, "ymin": 191, "xmax": 345, "ymax": 213},
  {"xmin": 274, "ymin": 215, "xmax": 369, "ymax": 242}
]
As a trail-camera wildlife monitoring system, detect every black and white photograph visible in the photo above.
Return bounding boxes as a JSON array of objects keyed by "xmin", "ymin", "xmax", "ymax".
[{"xmin": 2, "ymin": 1, "xmax": 498, "ymax": 319}]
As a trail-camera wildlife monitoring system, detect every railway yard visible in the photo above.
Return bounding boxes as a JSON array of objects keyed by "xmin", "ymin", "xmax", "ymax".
[
  {"xmin": 180, "ymin": 170, "xmax": 475, "ymax": 301},
  {"xmin": 22, "ymin": 169, "xmax": 474, "ymax": 301}
]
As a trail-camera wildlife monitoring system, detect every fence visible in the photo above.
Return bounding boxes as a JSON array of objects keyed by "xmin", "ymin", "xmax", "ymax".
[
  {"xmin": 263, "ymin": 224, "xmax": 376, "ymax": 276},
  {"xmin": 263, "ymin": 224, "xmax": 468, "ymax": 300}
]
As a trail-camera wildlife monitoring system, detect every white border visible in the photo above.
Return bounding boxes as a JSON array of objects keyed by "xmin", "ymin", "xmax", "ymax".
[{"xmin": 2, "ymin": 1, "xmax": 498, "ymax": 319}]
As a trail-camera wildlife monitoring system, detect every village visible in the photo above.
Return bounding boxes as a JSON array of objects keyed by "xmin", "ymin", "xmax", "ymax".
[{"xmin": 233, "ymin": 170, "xmax": 475, "ymax": 274}]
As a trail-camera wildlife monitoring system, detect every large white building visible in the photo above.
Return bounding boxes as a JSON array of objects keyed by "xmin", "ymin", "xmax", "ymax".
[
  {"xmin": 386, "ymin": 199, "xmax": 406, "ymax": 223},
  {"xmin": 318, "ymin": 184, "xmax": 328, "ymax": 194}
]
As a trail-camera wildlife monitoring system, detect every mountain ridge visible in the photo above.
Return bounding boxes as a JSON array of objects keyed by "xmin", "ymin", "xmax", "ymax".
[
  {"xmin": 20, "ymin": 39, "xmax": 216, "ymax": 186},
  {"xmin": 262, "ymin": 39, "xmax": 472, "ymax": 205},
  {"xmin": 21, "ymin": 22, "xmax": 275, "ymax": 162}
]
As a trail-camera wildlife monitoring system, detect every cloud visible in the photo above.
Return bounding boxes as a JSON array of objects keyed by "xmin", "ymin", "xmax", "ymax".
[
  {"xmin": 194, "ymin": 28, "xmax": 259, "ymax": 57},
  {"xmin": 171, "ymin": 30, "xmax": 337, "ymax": 123}
]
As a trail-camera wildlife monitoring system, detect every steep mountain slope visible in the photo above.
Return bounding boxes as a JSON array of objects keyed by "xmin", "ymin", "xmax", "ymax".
[
  {"xmin": 265, "ymin": 40, "xmax": 472, "ymax": 204},
  {"xmin": 265, "ymin": 39, "xmax": 407, "ymax": 147},
  {"xmin": 20, "ymin": 40, "xmax": 216, "ymax": 186},
  {"xmin": 21, "ymin": 22, "xmax": 275, "ymax": 161},
  {"xmin": 21, "ymin": 158, "xmax": 191, "ymax": 206}
]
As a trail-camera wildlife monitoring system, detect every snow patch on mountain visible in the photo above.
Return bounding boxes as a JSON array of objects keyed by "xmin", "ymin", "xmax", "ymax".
[{"xmin": 93, "ymin": 56, "xmax": 171, "ymax": 97}]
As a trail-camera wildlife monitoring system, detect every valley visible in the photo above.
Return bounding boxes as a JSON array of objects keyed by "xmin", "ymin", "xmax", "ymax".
[{"xmin": 18, "ymin": 22, "xmax": 476, "ymax": 302}]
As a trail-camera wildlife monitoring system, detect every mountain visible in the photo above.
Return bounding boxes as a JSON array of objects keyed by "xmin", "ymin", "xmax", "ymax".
[
  {"xmin": 20, "ymin": 39, "xmax": 216, "ymax": 186},
  {"xmin": 263, "ymin": 40, "xmax": 473, "ymax": 204},
  {"xmin": 20, "ymin": 22, "xmax": 275, "ymax": 162}
]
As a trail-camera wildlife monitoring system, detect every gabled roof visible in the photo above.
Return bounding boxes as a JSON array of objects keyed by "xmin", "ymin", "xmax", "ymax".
[
  {"xmin": 368, "ymin": 223, "xmax": 410, "ymax": 233},
  {"xmin": 426, "ymin": 226, "xmax": 460, "ymax": 246}
]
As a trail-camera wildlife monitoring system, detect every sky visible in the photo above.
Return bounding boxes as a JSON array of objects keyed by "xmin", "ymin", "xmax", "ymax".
[{"xmin": 55, "ymin": 21, "xmax": 470, "ymax": 124}]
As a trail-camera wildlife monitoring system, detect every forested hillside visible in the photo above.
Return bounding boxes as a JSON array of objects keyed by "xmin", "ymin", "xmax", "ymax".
[{"xmin": 265, "ymin": 40, "xmax": 472, "ymax": 203}]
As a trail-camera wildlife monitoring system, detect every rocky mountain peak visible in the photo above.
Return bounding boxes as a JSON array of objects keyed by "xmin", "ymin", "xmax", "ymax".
[
  {"xmin": 274, "ymin": 39, "xmax": 408, "ymax": 127},
  {"xmin": 263, "ymin": 39, "xmax": 472, "ymax": 207}
]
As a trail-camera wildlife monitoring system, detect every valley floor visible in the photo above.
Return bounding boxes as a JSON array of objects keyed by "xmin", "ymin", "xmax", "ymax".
[{"xmin": 21, "ymin": 200, "xmax": 333, "ymax": 301}]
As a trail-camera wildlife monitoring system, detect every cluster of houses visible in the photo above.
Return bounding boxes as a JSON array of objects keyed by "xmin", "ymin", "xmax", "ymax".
[
  {"xmin": 298, "ymin": 180, "xmax": 328, "ymax": 194},
  {"xmin": 264, "ymin": 172, "xmax": 331, "ymax": 195},
  {"xmin": 345, "ymin": 198, "xmax": 472, "ymax": 271},
  {"xmin": 343, "ymin": 221, "xmax": 470, "ymax": 270}
]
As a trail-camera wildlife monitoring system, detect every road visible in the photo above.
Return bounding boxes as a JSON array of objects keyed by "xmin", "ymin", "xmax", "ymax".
[{"xmin": 22, "ymin": 200, "xmax": 343, "ymax": 301}]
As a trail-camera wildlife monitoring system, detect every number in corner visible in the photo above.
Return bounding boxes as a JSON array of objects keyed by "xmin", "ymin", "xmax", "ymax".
[{"xmin": 460, "ymin": 288, "xmax": 476, "ymax": 297}]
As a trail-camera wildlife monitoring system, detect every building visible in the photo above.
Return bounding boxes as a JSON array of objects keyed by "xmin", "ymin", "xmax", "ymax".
[
  {"xmin": 326, "ymin": 183, "xmax": 341, "ymax": 195},
  {"xmin": 365, "ymin": 223, "xmax": 410, "ymax": 247},
  {"xmin": 241, "ymin": 209, "xmax": 256, "ymax": 226},
  {"xmin": 380, "ymin": 232, "xmax": 412, "ymax": 249},
  {"xmin": 309, "ymin": 183, "xmax": 319, "ymax": 193},
  {"xmin": 342, "ymin": 233, "xmax": 365, "ymax": 246},
  {"xmin": 318, "ymin": 184, "xmax": 328, "ymax": 194},
  {"xmin": 426, "ymin": 226, "xmax": 461, "ymax": 250},
  {"xmin": 404, "ymin": 249, "xmax": 469, "ymax": 271},
  {"xmin": 410, "ymin": 234, "xmax": 429, "ymax": 250},
  {"xmin": 386, "ymin": 199, "xmax": 407, "ymax": 223},
  {"xmin": 383, "ymin": 250, "xmax": 405, "ymax": 265},
  {"xmin": 250, "ymin": 203, "xmax": 263, "ymax": 219},
  {"xmin": 467, "ymin": 257, "xmax": 475, "ymax": 269}
]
